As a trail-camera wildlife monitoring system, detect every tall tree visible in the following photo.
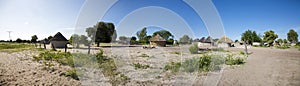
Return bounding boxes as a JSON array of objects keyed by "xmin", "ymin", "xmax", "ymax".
[
  {"xmin": 86, "ymin": 27, "xmax": 96, "ymax": 54},
  {"xmin": 152, "ymin": 30, "xmax": 174, "ymax": 40},
  {"xmin": 69, "ymin": 34, "xmax": 80, "ymax": 48},
  {"xmin": 241, "ymin": 30, "xmax": 262, "ymax": 45},
  {"xmin": 287, "ymin": 29, "xmax": 298, "ymax": 43},
  {"xmin": 94, "ymin": 22, "xmax": 115, "ymax": 47},
  {"xmin": 277, "ymin": 38, "xmax": 283, "ymax": 45},
  {"xmin": 179, "ymin": 35, "xmax": 192, "ymax": 44},
  {"xmin": 79, "ymin": 35, "xmax": 88, "ymax": 46},
  {"xmin": 263, "ymin": 30, "xmax": 278, "ymax": 46},
  {"xmin": 136, "ymin": 27, "xmax": 147, "ymax": 41},
  {"xmin": 31, "ymin": 35, "xmax": 38, "ymax": 47}
]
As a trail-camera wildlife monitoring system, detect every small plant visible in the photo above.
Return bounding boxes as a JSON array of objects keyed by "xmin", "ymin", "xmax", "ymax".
[
  {"xmin": 170, "ymin": 52, "xmax": 181, "ymax": 55},
  {"xmin": 164, "ymin": 62, "xmax": 181, "ymax": 73},
  {"xmin": 276, "ymin": 44, "xmax": 290, "ymax": 49},
  {"xmin": 225, "ymin": 54, "xmax": 245, "ymax": 65},
  {"xmin": 189, "ymin": 44, "xmax": 198, "ymax": 54},
  {"xmin": 240, "ymin": 51, "xmax": 245, "ymax": 55},
  {"xmin": 132, "ymin": 63, "xmax": 150, "ymax": 70},
  {"xmin": 138, "ymin": 53, "xmax": 150, "ymax": 58},
  {"xmin": 66, "ymin": 69, "xmax": 79, "ymax": 80}
]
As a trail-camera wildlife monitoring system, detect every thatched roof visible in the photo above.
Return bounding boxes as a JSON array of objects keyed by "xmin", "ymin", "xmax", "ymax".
[
  {"xmin": 205, "ymin": 36, "xmax": 213, "ymax": 43},
  {"xmin": 199, "ymin": 37, "xmax": 206, "ymax": 43},
  {"xmin": 218, "ymin": 36, "xmax": 233, "ymax": 43},
  {"xmin": 49, "ymin": 32, "xmax": 68, "ymax": 41},
  {"xmin": 149, "ymin": 34, "xmax": 166, "ymax": 41}
]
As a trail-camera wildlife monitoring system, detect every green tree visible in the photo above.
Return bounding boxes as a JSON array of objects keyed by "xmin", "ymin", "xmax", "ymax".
[
  {"xmin": 69, "ymin": 34, "xmax": 80, "ymax": 48},
  {"xmin": 93, "ymin": 22, "xmax": 115, "ymax": 47},
  {"xmin": 80, "ymin": 35, "xmax": 88, "ymax": 46},
  {"xmin": 277, "ymin": 38, "xmax": 283, "ymax": 45},
  {"xmin": 179, "ymin": 35, "xmax": 192, "ymax": 44},
  {"xmin": 241, "ymin": 30, "xmax": 262, "ymax": 45},
  {"xmin": 287, "ymin": 29, "xmax": 298, "ymax": 43},
  {"xmin": 119, "ymin": 36, "xmax": 129, "ymax": 42},
  {"xmin": 263, "ymin": 30, "xmax": 278, "ymax": 46},
  {"xmin": 283, "ymin": 39, "xmax": 288, "ymax": 44},
  {"xmin": 152, "ymin": 30, "xmax": 174, "ymax": 40},
  {"xmin": 48, "ymin": 36, "xmax": 53, "ymax": 40},
  {"xmin": 136, "ymin": 27, "xmax": 147, "ymax": 41},
  {"xmin": 31, "ymin": 35, "xmax": 38, "ymax": 43},
  {"xmin": 86, "ymin": 27, "xmax": 97, "ymax": 54},
  {"xmin": 16, "ymin": 38, "xmax": 22, "ymax": 43}
]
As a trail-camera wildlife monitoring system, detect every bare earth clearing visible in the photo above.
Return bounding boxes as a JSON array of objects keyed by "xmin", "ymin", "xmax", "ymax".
[
  {"xmin": 219, "ymin": 47, "xmax": 300, "ymax": 86},
  {"xmin": 0, "ymin": 46, "xmax": 299, "ymax": 85}
]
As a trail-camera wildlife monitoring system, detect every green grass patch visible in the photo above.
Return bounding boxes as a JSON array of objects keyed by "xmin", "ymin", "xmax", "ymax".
[
  {"xmin": 132, "ymin": 63, "xmax": 150, "ymax": 70},
  {"xmin": 164, "ymin": 54, "xmax": 224, "ymax": 73},
  {"xmin": 137, "ymin": 53, "xmax": 150, "ymax": 58},
  {"xmin": 0, "ymin": 43, "xmax": 35, "ymax": 52}
]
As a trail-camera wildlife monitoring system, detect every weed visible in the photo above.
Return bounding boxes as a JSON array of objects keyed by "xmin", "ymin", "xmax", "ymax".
[
  {"xmin": 189, "ymin": 44, "xmax": 198, "ymax": 54},
  {"xmin": 66, "ymin": 69, "xmax": 79, "ymax": 80},
  {"xmin": 225, "ymin": 54, "xmax": 245, "ymax": 65},
  {"xmin": 132, "ymin": 63, "xmax": 150, "ymax": 70},
  {"xmin": 138, "ymin": 53, "xmax": 150, "ymax": 58},
  {"xmin": 170, "ymin": 52, "xmax": 181, "ymax": 55}
]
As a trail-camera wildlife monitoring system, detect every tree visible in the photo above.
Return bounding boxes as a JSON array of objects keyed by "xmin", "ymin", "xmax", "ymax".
[
  {"xmin": 48, "ymin": 36, "xmax": 53, "ymax": 40},
  {"xmin": 283, "ymin": 39, "xmax": 288, "ymax": 44},
  {"xmin": 119, "ymin": 36, "xmax": 129, "ymax": 42},
  {"xmin": 179, "ymin": 35, "xmax": 192, "ymax": 44},
  {"xmin": 16, "ymin": 38, "xmax": 22, "ymax": 43},
  {"xmin": 277, "ymin": 38, "xmax": 283, "ymax": 45},
  {"xmin": 152, "ymin": 30, "xmax": 174, "ymax": 40},
  {"xmin": 69, "ymin": 34, "xmax": 80, "ymax": 48},
  {"xmin": 80, "ymin": 35, "xmax": 88, "ymax": 46},
  {"xmin": 287, "ymin": 29, "xmax": 298, "ymax": 43},
  {"xmin": 263, "ymin": 30, "xmax": 278, "ymax": 46},
  {"xmin": 241, "ymin": 30, "xmax": 262, "ymax": 45},
  {"xmin": 31, "ymin": 35, "xmax": 38, "ymax": 47},
  {"xmin": 31, "ymin": 35, "xmax": 38, "ymax": 43},
  {"xmin": 131, "ymin": 36, "xmax": 137, "ymax": 41},
  {"xmin": 86, "ymin": 27, "xmax": 97, "ymax": 54},
  {"xmin": 94, "ymin": 22, "xmax": 115, "ymax": 47},
  {"xmin": 235, "ymin": 40, "xmax": 239, "ymax": 43},
  {"xmin": 136, "ymin": 27, "xmax": 147, "ymax": 41}
]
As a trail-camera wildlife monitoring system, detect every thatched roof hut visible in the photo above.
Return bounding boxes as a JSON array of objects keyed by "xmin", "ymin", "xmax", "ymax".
[
  {"xmin": 199, "ymin": 37, "xmax": 206, "ymax": 43},
  {"xmin": 218, "ymin": 36, "xmax": 233, "ymax": 43},
  {"xmin": 205, "ymin": 36, "xmax": 213, "ymax": 43},
  {"xmin": 149, "ymin": 34, "xmax": 166, "ymax": 47},
  {"xmin": 50, "ymin": 32, "xmax": 68, "ymax": 48}
]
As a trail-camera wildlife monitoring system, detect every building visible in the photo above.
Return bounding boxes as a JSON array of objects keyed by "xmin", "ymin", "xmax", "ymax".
[
  {"xmin": 149, "ymin": 34, "xmax": 166, "ymax": 47},
  {"xmin": 217, "ymin": 36, "xmax": 233, "ymax": 47},
  {"xmin": 49, "ymin": 32, "xmax": 69, "ymax": 49}
]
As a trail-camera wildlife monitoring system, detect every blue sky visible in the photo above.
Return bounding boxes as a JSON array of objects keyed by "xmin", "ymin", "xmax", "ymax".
[{"xmin": 0, "ymin": 0, "xmax": 299, "ymax": 41}]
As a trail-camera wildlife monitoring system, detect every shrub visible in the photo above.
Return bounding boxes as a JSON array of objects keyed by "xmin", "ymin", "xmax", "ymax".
[
  {"xmin": 225, "ymin": 54, "xmax": 245, "ymax": 65},
  {"xmin": 132, "ymin": 63, "xmax": 150, "ymax": 70},
  {"xmin": 189, "ymin": 44, "xmax": 198, "ymax": 54},
  {"xmin": 276, "ymin": 44, "xmax": 290, "ymax": 49},
  {"xmin": 138, "ymin": 53, "xmax": 150, "ymax": 58},
  {"xmin": 66, "ymin": 69, "xmax": 79, "ymax": 80},
  {"xmin": 163, "ymin": 62, "xmax": 181, "ymax": 73},
  {"xmin": 240, "ymin": 51, "xmax": 245, "ymax": 55}
]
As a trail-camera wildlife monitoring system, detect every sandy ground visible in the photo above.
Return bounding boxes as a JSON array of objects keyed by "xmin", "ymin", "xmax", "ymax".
[
  {"xmin": 0, "ymin": 51, "xmax": 81, "ymax": 86},
  {"xmin": 219, "ymin": 47, "xmax": 300, "ymax": 86},
  {"xmin": 1, "ymin": 46, "xmax": 300, "ymax": 86}
]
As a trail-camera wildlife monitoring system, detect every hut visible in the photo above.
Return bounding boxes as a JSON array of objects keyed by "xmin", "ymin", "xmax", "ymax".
[
  {"xmin": 217, "ymin": 36, "xmax": 233, "ymax": 47},
  {"xmin": 149, "ymin": 34, "xmax": 166, "ymax": 47},
  {"xmin": 197, "ymin": 36, "xmax": 214, "ymax": 50},
  {"xmin": 49, "ymin": 32, "xmax": 69, "ymax": 51}
]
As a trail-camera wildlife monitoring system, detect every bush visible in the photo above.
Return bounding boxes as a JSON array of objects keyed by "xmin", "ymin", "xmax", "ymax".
[
  {"xmin": 240, "ymin": 51, "xmax": 245, "ymax": 55},
  {"xmin": 276, "ymin": 44, "xmax": 290, "ymax": 49},
  {"xmin": 163, "ymin": 62, "xmax": 181, "ymax": 73},
  {"xmin": 132, "ymin": 63, "xmax": 150, "ymax": 70},
  {"xmin": 164, "ymin": 54, "xmax": 224, "ymax": 73},
  {"xmin": 66, "ymin": 69, "xmax": 79, "ymax": 80},
  {"xmin": 189, "ymin": 44, "xmax": 198, "ymax": 54},
  {"xmin": 225, "ymin": 54, "xmax": 245, "ymax": 65}
]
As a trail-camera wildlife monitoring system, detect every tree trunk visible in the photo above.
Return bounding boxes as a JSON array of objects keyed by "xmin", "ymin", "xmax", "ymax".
[
  {"xmin": 64, "ymin": 44, "xmax": 67, "ymax": 53},
  {"xmin": 43, "ymin": 43, "xmax": 46, "ymax": 49},
  {"xmin": 97, "ymin": 42, "xmax": 100, "ymax": 47},
  {"xmin": 244, "ymin": 41, "xmax": 248, "ymax": 56},
  {"xmin": 88, "ymin": 45, "xmax": 91, "ymax": 54}
]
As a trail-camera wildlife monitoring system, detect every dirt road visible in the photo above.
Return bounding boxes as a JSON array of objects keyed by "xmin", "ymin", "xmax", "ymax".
[{"xmin": 218, "ymin": 47, "xmax": 300, "ymax": 86}]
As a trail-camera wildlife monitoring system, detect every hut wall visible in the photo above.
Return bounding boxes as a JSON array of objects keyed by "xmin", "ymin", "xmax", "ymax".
[
  {"xmin": 51, "ymin": 41, "xmax": 68, "ymax": 48},
  {"xmin": 150, "ymin": 41, "xmax": 166, "ymax": 47}
]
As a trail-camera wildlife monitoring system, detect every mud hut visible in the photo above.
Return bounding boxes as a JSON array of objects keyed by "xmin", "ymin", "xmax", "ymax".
[
  {"xmin": 49, "ymin": 32, "xmax": 68, "ymax": 51},
  {"xmin": 149, "ymin": 34, "xmax": 166, "ymax": 47},
  {"xmin": 217, "ymin": 36, "xmax": 233, "ymax": 47}
]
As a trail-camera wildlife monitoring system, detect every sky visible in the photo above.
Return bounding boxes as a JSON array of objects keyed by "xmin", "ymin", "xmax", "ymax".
[{"xmin": 0, "ymin": 0, "xmax": 299, "ymax": 41}]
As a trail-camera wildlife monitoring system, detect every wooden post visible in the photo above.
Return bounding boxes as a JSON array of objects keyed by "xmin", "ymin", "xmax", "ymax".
[{"xmin": 244, "ymin": 41, "xmax": 248, "ymax": 56}]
